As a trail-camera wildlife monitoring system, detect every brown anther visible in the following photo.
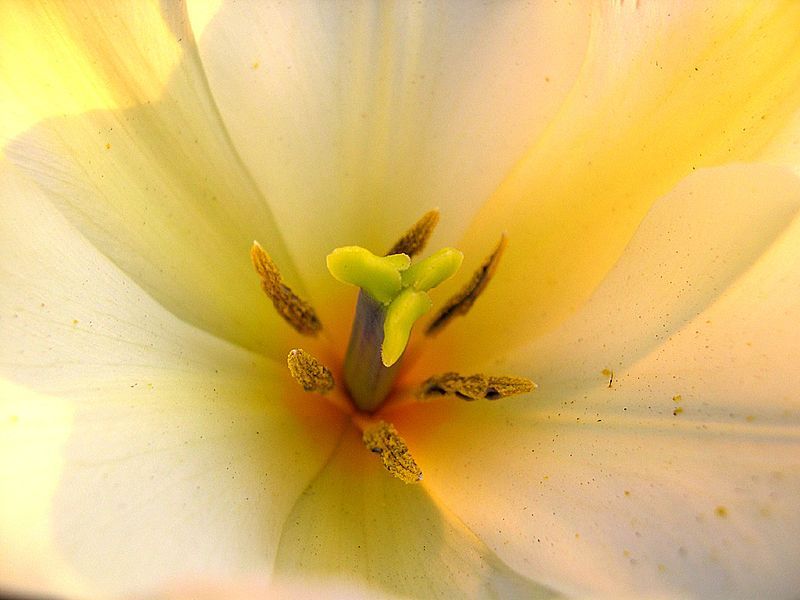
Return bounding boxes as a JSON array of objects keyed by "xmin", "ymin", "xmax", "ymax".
[
  {"xmin": 251, "ymin": 241, "xmax": 322, "ymax": 335},
  {"xmin": 426, "ymin": 234, "xmax": 507, "ymax": 335},
  {"xmin": 286, "ymin": 349, "xmax": 334, "ymax": 393},
  {"xmin": 386, "ymin": 209, "xmax": 440, "ymax": 257},
  {"xmin": 417, "ymin": 371, "xmax": 536, "ymax": 401},
  {"xmin": 362, "ymin": 421, "xmax": 423, "ymax": 484}
]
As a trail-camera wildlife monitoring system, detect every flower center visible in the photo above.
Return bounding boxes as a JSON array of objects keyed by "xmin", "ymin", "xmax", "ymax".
[
  {"xmin": 250, "ymin": 210, "xmax": 535, "ymax": 483},
  {"xmin": 327, "ymin": 244, "xmax": 462, "ymax": 411}
]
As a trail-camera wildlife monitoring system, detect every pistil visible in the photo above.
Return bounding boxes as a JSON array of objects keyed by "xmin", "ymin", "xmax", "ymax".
[
  {"xmin": 327, "ymin": 245, "xmax": 462, "ymax": 412},
  {"xmin": 342, "ymin": 291, "xmax": 400, "ymax": 412}
]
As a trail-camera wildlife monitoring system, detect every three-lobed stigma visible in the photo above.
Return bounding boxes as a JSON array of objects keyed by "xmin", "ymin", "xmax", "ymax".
[{"xmin": 326, "ymin": 245, "xmax": 462, "ymax": 367}]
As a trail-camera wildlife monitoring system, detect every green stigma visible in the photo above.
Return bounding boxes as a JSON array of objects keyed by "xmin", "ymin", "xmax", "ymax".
[
  {"xmin": 381, "ymin": 288, "xmax": 432, "ymax": 367},
  {"xmin": 327, "ymin": 247, "xmax": 411, "ymax": 305},
  {"xmin": 327, "ymin": 245, "xmax": 462, "ymax": 367},
  {"xmin": 327, "ymin": 244, "xmax": 462, "ymax": 412}
]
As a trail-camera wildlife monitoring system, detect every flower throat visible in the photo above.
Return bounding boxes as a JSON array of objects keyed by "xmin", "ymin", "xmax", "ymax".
[{"xmin": 251, "ymin": 210, "xmax": 534, "ymax": 482}]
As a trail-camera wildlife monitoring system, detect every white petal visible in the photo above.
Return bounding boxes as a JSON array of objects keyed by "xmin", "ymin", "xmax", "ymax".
[
  {"xmin": 396, "ymin": 396, "xmax": 800, "ymax": 598},
  {"xmin": 187, "ymin": 0, "xmax": 592, "ymax": 342},
  {"xmin": 161, "ymin": 573, "xmax": 405, "ymax": 600},
  {"xmin": 2, "ymin": 2, "xmax": 300, "ymax": 357},
  {"xmin": 391, "ymin": 164, "xmax": 800, "ymax": 597},
  {"xmin": 423, "ymin": 163, "xmax": 800, "ymax": 375},
  {"xmin": 272, "ymin": 424, "xmax": 558, "ymax": 599},
  {"xmin": 0, "ymin": 2, "xmax": 181, "ymax": 141},
  {"xmin": 0, "ymin": 163, "xmax": 346, "ymax": 597},
  {"xmin": 425, "ymin": 2, "xmax": 800, "ymax": 365}
]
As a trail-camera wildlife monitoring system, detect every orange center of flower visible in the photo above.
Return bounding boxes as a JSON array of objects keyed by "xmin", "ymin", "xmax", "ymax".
[{"xmin": 251, "ymin": 209, "xmax": 534, "ymax": 482}]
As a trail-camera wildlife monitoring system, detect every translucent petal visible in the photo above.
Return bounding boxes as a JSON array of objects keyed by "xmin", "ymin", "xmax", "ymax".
[
  {"xmin": 392, "ymin": 166, "xmax": 800, "ymax": 597},
  {"xmin": 429, "ymin": 2, "xmax": 800, "ymax": 364},
  {"xmin": 161, "ymin": 574, "xmax": 404, "ymax": 600},
  {"xmin": 0, "ymin": 164, "xmax": 346, "ymax": 598},
  {"xmin": 0, "ymin": 2, "xmax": 179, "ymax": 141},
  {"xmin": 2, "ymin": 2, "xmax": 298, "ymax": 357},
  {"xmin": 418, "ymin": 163, "xmax": 800, "ymax": 374},
  {"xmin": 395, "ymin": 397, "xmax": 800, "ymax": 597},
  {"xmin": 187, "ymin": 0, "xmax": 593, "ymax": 344},
  {"xmin": 273, "ymin": 425, "xmax": 559, "ymax": 599}
]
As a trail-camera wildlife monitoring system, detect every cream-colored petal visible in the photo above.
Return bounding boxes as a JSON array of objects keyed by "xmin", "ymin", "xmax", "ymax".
[
  {"xmin": 759, "ymin": 108, "xmax": 800, "ymax": 174},
  {"xmin": 428, "ymin": 1, "xmax": 800, "ymax": 364},
  {"xmin": 392, "ymin": 168, "xmax": 800, "ymax": 597},
  {"xmin": 0, "ymin": 1, "xmax": 180, "ymax": 142},
  {"xmin": 0, "ymin": 382, "xmax": 91, "ymax": 597},
  {"xmin": 2, "ymin": 2, "xmax": 299, "ymax": 357},
  {"xmin": 518, "ymin": 164, "xmax": 800, "ymax": 393},
  {"xmin": 161, "ymin": 574, "xmax": 401, "ymax": 600},
  {"xmin": 415, "ymin": 163, "xmax": 800, "ymax": 375},
  {"xmin": 272, "ymin": 424, "xmax": 559, "ymax": 599},
  {"xmin": 0, "ymin": 164, "xmax": 346, "ymax": 598},
  {"xmin": 187, "ymin": 0, "xmax": 592, "ymax": 344},
  {"xmin": 396, "ymin": 398, "xmax": 800, "ymax": 598}
]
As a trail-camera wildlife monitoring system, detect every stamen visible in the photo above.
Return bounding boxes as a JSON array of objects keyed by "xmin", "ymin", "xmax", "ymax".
[
  {"xmin": 426, "ymin": 234, "xmax": 507, "ymax": 336},
  {"xmin": 250, "ymin": 241, "xmax": 322, "ymax": 335},
  {"xmin": 386, "ymin": 209, "xmax": 440, "ymax": 257},
  {"xmin": 362, "ymin": 421, "xmax": 423, "ymax": 484},
  {"xmin": 286, "ymin": 349, "xmax": 334, "ymax": 393},
  {"xmin": 417, "ymin": 371, "xmax": 536, "ymax": 401}
]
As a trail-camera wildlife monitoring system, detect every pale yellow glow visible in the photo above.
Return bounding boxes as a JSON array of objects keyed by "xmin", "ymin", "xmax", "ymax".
[
  {"xmin": 0, "ymin": 2, "xmax": 182, "ymax": 143},
  {"xmin": 187, "ymin": 0, "xmax": 224, "ymax": 40},
  {"xmin": 0, "ymin": 381, "xmax": 91, "ymax": 596}
]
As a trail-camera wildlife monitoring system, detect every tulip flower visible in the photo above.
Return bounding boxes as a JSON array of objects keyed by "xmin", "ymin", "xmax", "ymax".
[{"xmin": 2, "ymin": 2, "xmax": 800, "ymax": 598}]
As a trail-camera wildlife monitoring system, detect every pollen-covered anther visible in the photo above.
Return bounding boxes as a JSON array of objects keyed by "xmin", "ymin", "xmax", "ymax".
[
  {"xmin": 287, "ymin": 349, "xmax": 334, "ymax": 393},
  {"xmin": 251, "ymin": 241, "xmax": 322, "ymax": 335},
  {"xmin": 386, "ymin": 209, "xmax": 440, "ymax": 257},
  {"xmin": 362, "ymin": 421, "xmax": 423, "ymax": 484},
  {"xmin": 426, "ymin": 233, "xmax": 507, "ymax": 335},
  {"xmin": 417, "ymin": 371, "xmax": 536, "ymax": 401}
]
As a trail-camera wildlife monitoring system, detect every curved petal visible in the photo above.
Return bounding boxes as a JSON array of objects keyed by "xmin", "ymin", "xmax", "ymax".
[
  {"xmin": 161, "ymin": 574, "xmax": 403, "ymax": 600},
  {"xmin": 187, "ymin": 0, "xmax": 593, "ymax": 341},
  {"xmin": 415, "ymin": 163, "xmax": 800, "ymax": 374},
  {"xmin": 396, "ymin": 397, "xmax": 800, "ymax": 598},
  {"xmin": 392, "ymin": 171, "xmax": 800, "ymax": 597},
  {"xmin": 759, "ymin": 108, "xmax": 800, "ymax": 173},
  {"xmin": 2, "ymin": 2, "xmax": 300, "ymax": 357},
  {"xmin": 272, "ymin": 424, "xmax": 559, "ymax": 599},
  {"xmin": 0, "ymin": 2, "xmax": 178, "ymax": 142},
  {"xmin": 0, "ymin": 164, "xmax": 346, "ymax": 598},
  {"xmin": 513, "ymin": 164, "xmax": 800, "ymax": 392},
  {"xmin": 0, "ymin": 382, "xmax": 91, "ymax": 596},
  {"xmin": 429, "ymin": 1, "xmax": 800, "ymax": 363}
]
